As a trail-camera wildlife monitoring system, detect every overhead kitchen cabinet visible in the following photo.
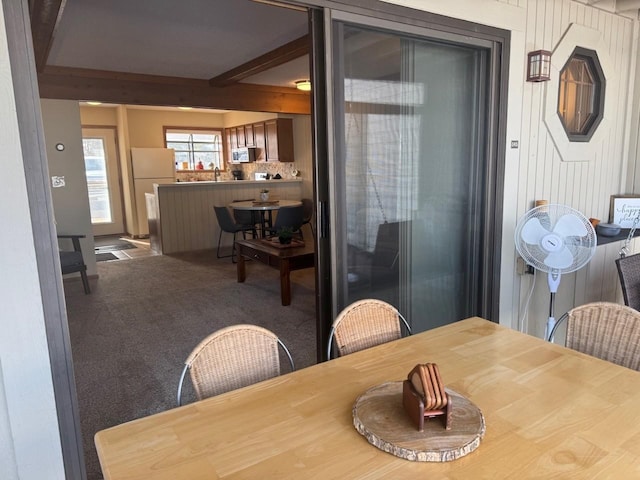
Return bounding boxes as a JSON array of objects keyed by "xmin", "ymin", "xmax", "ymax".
[
  {"xmin": 265, "ymin": 118, "xmax": 294, "ymax": 162},
  {"xmin": 253, "ymin": 122, "xmax": 267, "ymax": 161},
  {"xmin": 236, "ymin": 126, "xmax": 246, "ymax": 148},
  {"xmin": 226, "ymin": 118, "xmax": 294, "ymax": 163},
  {"xmin": 244, "ymin": 124, "xmax": 255, "ymax": 147}
]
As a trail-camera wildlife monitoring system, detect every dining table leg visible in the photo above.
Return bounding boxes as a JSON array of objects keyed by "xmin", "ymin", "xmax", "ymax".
[
  {"xmin": 279, "ymin": 259, "xmax": 291, "ymax": 306},
  {"xmin": 237, "ymin": 251, "xmax": 246, "ymax": 282},
  {"xmin": 257, "ymin": 210, "xmax": 274, "ymax": 238}
]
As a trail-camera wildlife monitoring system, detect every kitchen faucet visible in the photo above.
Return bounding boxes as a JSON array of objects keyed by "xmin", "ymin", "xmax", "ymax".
[{"xmin": 214, "ymin": 167, "xmax": 220, "ymax": 181}]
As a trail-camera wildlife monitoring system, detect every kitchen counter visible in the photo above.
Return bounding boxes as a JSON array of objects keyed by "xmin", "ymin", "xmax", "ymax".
[
  {"xmin": 152, "ymin": 179, "xmax": 303, "ymax": 254},
  {"xmin": 169, "ymin": 179, "xmax": 302, "ymax": 186}
]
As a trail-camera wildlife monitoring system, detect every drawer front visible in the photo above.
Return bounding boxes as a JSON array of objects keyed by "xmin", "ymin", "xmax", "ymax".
[{"xmin": 242, "ymin": 247, "xmax": 269, "ymax": 264}]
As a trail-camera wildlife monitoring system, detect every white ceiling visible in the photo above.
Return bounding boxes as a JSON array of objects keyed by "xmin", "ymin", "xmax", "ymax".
[{"xmin": 48, "ymin": 0, "xmax": 310, "ymax": 88}]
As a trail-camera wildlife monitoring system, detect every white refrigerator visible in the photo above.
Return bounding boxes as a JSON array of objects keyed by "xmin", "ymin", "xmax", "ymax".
[{"xmin": 131, "ymin": 147, "xmax": 176, "ymax": 236}]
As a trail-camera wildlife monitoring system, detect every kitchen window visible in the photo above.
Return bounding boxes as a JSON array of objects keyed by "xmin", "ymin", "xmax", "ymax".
[{"xmin": 164, "ymin": 127, "xmax": 223, "ymax": 171}]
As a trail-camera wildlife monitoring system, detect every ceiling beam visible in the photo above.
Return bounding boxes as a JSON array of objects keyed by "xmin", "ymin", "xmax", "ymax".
[
  {"xmin": 38, "ymin": 66, "xmax": 311, "ymax": 114},
  {"xmin": 209, "ymin": 34, "xmax": 309, "ymax": 87},
  {"xmin": 29, "ymin": 0, "xmax": 66, "ymax": 72}
]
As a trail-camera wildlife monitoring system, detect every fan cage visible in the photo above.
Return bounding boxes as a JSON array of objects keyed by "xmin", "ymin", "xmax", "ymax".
[{"xmin": 515, "ymin": 204, "xmax": 597, "ymax": 274}]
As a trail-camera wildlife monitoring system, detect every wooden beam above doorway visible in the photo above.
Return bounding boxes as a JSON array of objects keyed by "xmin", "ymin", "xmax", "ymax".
[
  {"xmin": 29, "ymin": 0, "xmax": 66, "ymax": 72},
  {"xmin": 209, "ymin": 34, "xmax": 310, "ymax": 87},
  {"xmin": 38, "ymin": 66, "xmax": 311, "ymax": 114}
]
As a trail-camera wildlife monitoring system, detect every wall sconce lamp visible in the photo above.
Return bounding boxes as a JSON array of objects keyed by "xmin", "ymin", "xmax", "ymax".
[
  {"xmin": 295, "ymin": 80, "xmax": 312, "ymax": 91},
  {"xmin": 527, "ymin": 50, "xmax": 552, "ymax": 82}
]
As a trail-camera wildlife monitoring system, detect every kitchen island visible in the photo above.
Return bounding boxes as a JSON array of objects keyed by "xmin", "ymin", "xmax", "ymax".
[{"xmin": 150, "ymin": 179, "xmax": 303, "ymax": 254}]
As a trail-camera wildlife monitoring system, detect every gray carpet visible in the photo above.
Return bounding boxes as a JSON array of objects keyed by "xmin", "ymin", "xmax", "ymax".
[{"xmin": 64, "ymin": 250, "xmax": 317, "ymax": 480}]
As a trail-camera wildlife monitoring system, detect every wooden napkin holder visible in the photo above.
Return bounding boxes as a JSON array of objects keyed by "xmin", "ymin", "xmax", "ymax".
[{"xmin": 402, "ymin": 363, "xmax": 452, "ymax": 432}]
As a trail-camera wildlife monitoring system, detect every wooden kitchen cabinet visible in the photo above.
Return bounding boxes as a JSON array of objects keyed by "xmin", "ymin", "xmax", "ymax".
[
  {"xmin": 237, "ymin": 126, "xmax": 246, "ymax": 147},
  {"xmin": 244, "ymin": 124, "xmax": 255, "ymax": 147},
  {"xmin": 227, "ymin": 127, "xmax": 238, "ymax": 149},
  {"xmin": 226, "ymin": 118, "xmax": 293, "ymax": 163},
  {"xmin": 265, "ymin": 118, "xmax": 294, "ymax": 162},
  {"xmin": 225, "ymin": 128, "xmax": 234, "ymax": 164},
  {"xmin": 253, "ymin": 122, "xmax": 267, "ymax": 162}
]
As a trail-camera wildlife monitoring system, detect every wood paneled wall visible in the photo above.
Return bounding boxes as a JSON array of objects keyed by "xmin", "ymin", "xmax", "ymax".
[
  {"xmin": 512, "ymin": 0, "xmax": 636, "ymax": 337},
  {"xmin": 156, "ymin": 181, "xmax": 303, "ymax": 254}
]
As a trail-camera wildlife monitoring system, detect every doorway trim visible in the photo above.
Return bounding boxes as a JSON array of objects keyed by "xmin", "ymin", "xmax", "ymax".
[
  {"xmin": 3, "ymin": 0, "xmax": 86, "ymax": 477},
  {"xmin": 311, "ymin": 1, "xmax": 510, "ymax": 357}
]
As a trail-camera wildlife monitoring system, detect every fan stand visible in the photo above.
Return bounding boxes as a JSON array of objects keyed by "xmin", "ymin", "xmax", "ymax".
[{"xmin": 546, "ymin": 270, "xmax": 561, "ymax": 341}]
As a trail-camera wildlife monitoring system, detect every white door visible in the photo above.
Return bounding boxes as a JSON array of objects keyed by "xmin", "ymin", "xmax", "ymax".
[{"xmin": 82, "ymin": 127, "xmax": 125, "ymax": 236}]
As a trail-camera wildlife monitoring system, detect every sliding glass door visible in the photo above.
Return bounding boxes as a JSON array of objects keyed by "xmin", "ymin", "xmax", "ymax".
[{"xmin": 328, "ymin": 12, "xmax": 505, "ymax": 334}]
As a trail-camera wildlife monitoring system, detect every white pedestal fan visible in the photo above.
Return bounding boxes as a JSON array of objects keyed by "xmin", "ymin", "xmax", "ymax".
[{"xmin": 514, "ymin": 204, "xmax": 597, "ymax": 341}]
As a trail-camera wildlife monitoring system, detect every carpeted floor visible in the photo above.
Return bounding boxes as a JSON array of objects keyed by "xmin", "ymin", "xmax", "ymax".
[{"xmin": 63, "ymin": 249, "xmax": 317, "ymax": 480}]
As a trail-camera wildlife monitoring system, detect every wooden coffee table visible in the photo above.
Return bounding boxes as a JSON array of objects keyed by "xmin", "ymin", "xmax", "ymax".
[{"xmin": 236, "ymin": 238, "xmax": 315, "ymax": 306}]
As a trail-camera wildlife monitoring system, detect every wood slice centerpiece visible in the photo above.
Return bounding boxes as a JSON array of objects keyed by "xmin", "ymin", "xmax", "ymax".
[{"xmin": 353, "ymin": 381, "xmax": 485, "ymax": 462}]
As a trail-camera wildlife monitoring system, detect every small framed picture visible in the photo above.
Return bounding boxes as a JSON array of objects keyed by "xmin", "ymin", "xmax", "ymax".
[{"xmin": 609, "ymin": 195, "xmax": 640, "ymax": 227}]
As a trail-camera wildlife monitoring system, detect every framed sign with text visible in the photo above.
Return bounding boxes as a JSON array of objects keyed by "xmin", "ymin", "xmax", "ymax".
[{"xmin": 609, "ymin": 195, "xmax": 640, "ymax": 227}]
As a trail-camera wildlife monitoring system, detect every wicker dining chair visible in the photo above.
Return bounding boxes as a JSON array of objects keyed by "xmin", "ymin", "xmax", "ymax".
[
  {"xmin": 177, "ymin": 324, "xmax": 295, "ymax": 406},
  {"xmin": 615, "ymin": 253, "xmax": 640, "ymax": 311},
  {"xmin": 559, "ymin": 302, "xmax": 640, "ymax": 371},
  {"xmin": 326, "ymin": 299, "xmax": 411, "ymax": 359}
]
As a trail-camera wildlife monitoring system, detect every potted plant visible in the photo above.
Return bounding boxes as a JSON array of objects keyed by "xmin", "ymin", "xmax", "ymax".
[
  {"xmin": 277, "ymin": 226, "xmax": 294, "ymax": 245},
  {"xmin": 260, "ymin": 189, "xmax": 269, "ymax": 201}
]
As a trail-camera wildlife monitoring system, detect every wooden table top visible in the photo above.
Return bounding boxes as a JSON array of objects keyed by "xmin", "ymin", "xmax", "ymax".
[
  {"xmin": 95, "ymin": 318, "xmax": 640, "ymax": 479},
  {"xmin": 236, "ymin": 238, "xmax": 315, "ymax": 258}
]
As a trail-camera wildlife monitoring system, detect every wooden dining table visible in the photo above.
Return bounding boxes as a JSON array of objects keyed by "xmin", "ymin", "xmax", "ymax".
[{"xmin": 94, "ymin": 318, "xmax": 640, "ymax": 479}]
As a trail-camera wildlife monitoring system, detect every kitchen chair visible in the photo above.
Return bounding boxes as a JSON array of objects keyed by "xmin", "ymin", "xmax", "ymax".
[
  {"xmin": 300, "ymin": 198, "xmax": 314, "ymax": 238},
  {"xmin": 550, "ymin": 302, "xmax": 640, "ymax": 371},
  {"xmin": 232, "ymin": 198, "xmax": 261, "ymax": 232},
  {"xmin": 268, "ymin": 205, "xmax": 304, "ymax": 238},
  {"xmin": 615, "ymin": 253, "xmax": 640, "ymax": 311},
  {"xmin": 177, "ymin": 324, "xmax": 295, "ymax": 406},
  {"xmin": 58, "ymin": 234, "xmax": 90, "ymax": 294},
  {"xmin": 214, "ymin": 206, "xmax": 256, "ymax": 262},
  {"xmin": 326, "ymin": 299, "xmax": 411, "ymax": 359}
]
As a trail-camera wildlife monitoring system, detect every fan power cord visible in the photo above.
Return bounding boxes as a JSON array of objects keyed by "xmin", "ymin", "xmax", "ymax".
[
  {"xmin": 518, "ymin": 268, "xmax": 537, "ymax": 333},
  {"xmin": 547, "ymin": 311, "xmax": 569, "ymax": 342}
]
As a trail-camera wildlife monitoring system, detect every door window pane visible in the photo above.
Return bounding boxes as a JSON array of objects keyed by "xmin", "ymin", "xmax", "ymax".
[
  {"xmin": 334, "ymin": 25, "xmax": 490, "ymax": 332},
  {"xmin": 83, "ymin": 138, "xmax": 112, "ymax": 224}
]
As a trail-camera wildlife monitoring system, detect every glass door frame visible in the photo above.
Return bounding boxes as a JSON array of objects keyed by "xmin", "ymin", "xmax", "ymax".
[
  {"xmin": 81, "ymin": 126, "xmax": 125, "ymax": 236},
  {"xmin": 309, "ymin": 2, "xmax": 510, "ymax": 359}
]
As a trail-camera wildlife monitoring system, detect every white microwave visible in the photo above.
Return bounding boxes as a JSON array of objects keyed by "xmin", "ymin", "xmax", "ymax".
[{"xmin": 231, "ymin": 147, "xmax": 255, "ymax": 163}]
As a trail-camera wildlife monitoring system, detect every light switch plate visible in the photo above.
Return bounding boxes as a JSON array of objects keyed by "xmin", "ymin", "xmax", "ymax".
[{"xmin": 51, "ymin": 176, "xmax": 65, "ymax": 188}]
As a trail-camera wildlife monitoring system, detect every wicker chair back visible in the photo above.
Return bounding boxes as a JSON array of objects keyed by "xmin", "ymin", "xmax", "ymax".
[
  {"xmin": 566, "ymin": 302, "xmax": 640, "ymax": 371},
  {"xmin": 327, "ymin": 299, "xmax": 411, "ymax": 358},
  {"xmin": 177, "ymin": 324, "xmax": 294, "ymax": 405}
]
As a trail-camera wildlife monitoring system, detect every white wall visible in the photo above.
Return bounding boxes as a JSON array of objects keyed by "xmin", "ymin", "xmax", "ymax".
[
  {"xmin": 384, "ymin": 0, "xmax": 639, "ymax": 337},
  {"xmin": 0, "ymin": 2, "xmax": 65, "ymax": 478},
  {"xmin": 41, "ymin": 99, "xmax": 97, "ymax": 276}
]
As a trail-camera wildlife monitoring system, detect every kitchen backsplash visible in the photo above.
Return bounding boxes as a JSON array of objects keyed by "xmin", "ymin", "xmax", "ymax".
[{"xmin": 175, "ymin": 161, "xmax": 301, "ymax": 182}]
